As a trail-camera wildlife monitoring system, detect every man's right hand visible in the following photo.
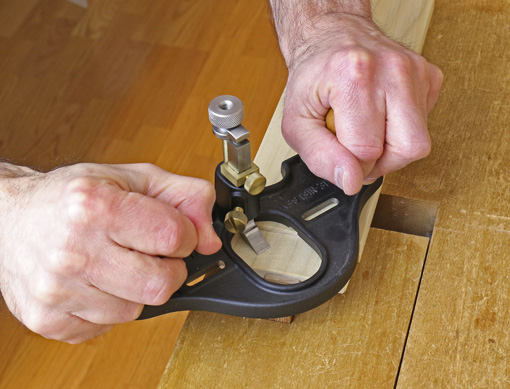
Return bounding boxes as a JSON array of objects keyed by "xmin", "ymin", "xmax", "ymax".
[{"xmin": 0, "ymin": 162, "xmax": 221, "ymax": 344}]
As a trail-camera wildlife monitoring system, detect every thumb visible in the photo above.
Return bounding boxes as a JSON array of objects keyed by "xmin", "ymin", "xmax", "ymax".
[
  {"xmin": 150, "ymin": 174, "xmax": 222, "ymax": 255},
  {"xmin": 282, "ymin": 113, "xmax": 364, "ymax": 195}
]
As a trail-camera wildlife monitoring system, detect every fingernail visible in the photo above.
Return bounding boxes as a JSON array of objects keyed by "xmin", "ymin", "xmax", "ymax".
[
  {"xmin": 363, "ymin": 177, "xmax": 377, "ymax": 185},
  {"xmin": 334, "ymin": 167, "xmax": 345, "ymax": 190}
]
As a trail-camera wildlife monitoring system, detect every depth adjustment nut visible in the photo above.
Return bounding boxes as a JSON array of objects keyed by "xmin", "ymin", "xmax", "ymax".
[{"xmin": 208, "ymin": 95, "xmax": 244, "ymax": 130}]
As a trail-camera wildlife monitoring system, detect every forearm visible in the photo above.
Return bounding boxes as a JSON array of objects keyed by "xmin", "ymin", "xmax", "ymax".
[
  {"xmin": 0, "ymin": 162, "xmax": 36, "ymax": 178},
  {"xmin": 0, "ymin": 163, "xmax": 39, "ymax": 208},
  {"xmin": 0, "ymin": 163, "xmax": 39, "ymax": 249},
  {"xmin": 269, "ymin": 0, "xmax": 372, "ymax": 68}
]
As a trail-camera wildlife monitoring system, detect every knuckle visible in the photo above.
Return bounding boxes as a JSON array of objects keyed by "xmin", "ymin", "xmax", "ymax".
[
  {"xmin": 138, "ymin": 162, "xmax": 159, "ymax": 172},
  {"xmin": 198, "ymin": 180, "xmax": 215, "ymax": 201},
  {"xmin": 413, "ymin": 54, "xmax": 429, "ymax": 71},
  {"xmin": 385, "ymin": 51, "xmax": 413, "ymax": 74},
  {"xmin": 118, "ymin": 303, "xmax": 144, "ymax": 323},
  {"xmin": 334, "ymin": 48, "xmax": 374, "ymax": 83},
  {"xmin": 22, "ymin": 309, "xmax": 54, "ymax": 337},
  {"xmin": 47, "ymin": 250, "xmax": 87, "ymax": 276},
  {"xmin": 63, "ymin": 177, "xmax": 107, "ymax": 226},
  {"xmin": 413, "ymin": 140, "xmax": 432, "ymax": 159},
  {"xmin": 135, "ymin": 162, "xmax": 160, "ymax": 177},
  {"xmin": 185, "ymin": 177, "xmax": 216, "ymax": 205},
  {"xmin": 393, "ymin": 138, "xmax": 431, "ymax": 161},
  {"xmin": 142, "ymin": 275, "xmax": 172, "ymax": 306},
  {"xmin": 413, "ymin": 58, "xmax": 429, "ymax": 83},
  {"xmin": 305, "ymin": 145, "xmax": 329, "ymax": 174},
  {"xmin": 156, "ymin": 218, "xmax": 183, "ymax": 255},
  {"xmin": 31, "ymin": 274, "xmax": 63, "ymax": 305},
  {"xmin": 142, "ymin": 262, "xmax": 185, "ymax": 305},
  {"xmin": 348, "ymin": 143, "xmax": 384, "ymax": 162},
  {"xmin": 306, "ymin": 149, "xmax": 335, "ymax": 182}
]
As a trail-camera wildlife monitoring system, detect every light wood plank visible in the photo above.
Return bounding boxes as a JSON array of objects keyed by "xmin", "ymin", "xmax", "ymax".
[
  {"xmin": 372, "ymin": 0, "xmax": 434, "ymax": 53},
  {"xmin": 229, "ymin": 0, "xmax": 432, "ymax": 293},
  {"xmin": 235, "ymin": 0, "xmax": 433, "ymax": 282}
]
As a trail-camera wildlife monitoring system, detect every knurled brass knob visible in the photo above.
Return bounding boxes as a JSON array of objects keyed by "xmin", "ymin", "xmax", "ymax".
[
  {"xmin": 224, "ymin": 207, "xmax": 248, "ymax": 234},
  {"xmin": 244, "ymin": 172, "xmax": 266, "ymax": 195}
]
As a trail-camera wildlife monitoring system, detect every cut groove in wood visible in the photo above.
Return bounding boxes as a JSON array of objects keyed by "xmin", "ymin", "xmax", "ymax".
[{"xmin": 371, "ymin": 194, "xmax": 438, "ymax": 237}]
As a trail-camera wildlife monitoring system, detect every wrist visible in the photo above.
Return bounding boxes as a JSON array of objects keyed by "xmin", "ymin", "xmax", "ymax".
[
  {"xmin": 0, "ymin": 163, "xmax": 39, "ymax": 213},
  {"xmin": 270, "ymin": 1, "xmax": 372, "ymax": 70}
]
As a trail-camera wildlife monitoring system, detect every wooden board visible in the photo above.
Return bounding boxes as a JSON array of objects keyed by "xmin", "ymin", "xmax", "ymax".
[
  {"xmin": 232, "ymin": 186, "xmax": 381, "ymax": 287},
  {"xmin": 398, "ymin": 227, "xmax": 510, "ymax": 387},
  {"xmin": 160, "ymin": 229, "xmax": 430, "ymax": 388},
  {"xmin": 162, "ymin": 0, "xmax": 510, "ymax": 386},
  {"xmin": 389, "ymin": 1, "xmax": 510, "ymax": 386},
  {"xmin": 159, "ymin": 1, "xmax": 436, "ymax": 387}
]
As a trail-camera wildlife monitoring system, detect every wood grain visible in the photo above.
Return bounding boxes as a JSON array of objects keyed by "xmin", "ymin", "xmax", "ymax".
[
  {"xmin": 1, "ymin": 0, "xmax": 508, "ymax": 387},
  {"xmin": 397, "ymin": 227, "xmax": 510, "ymax": 388},
  {"xmin": 160, "ymin": 229, "xmax": 430, "ymax": 388},
  {"xmin": 160, "ymin": 1, "xmax": 436, "ymax": 387},
  {"xmin": 0, "ymin": 0, "xmax": 286, "ymax": 387},
  {"xmin": 170, "ymin": 0, "xmax": 510, "ymax": 385},
  {"xmin": 162, "ymin": 0, "xmax": 510, "ymax": 386},
  {"xmin": 393, "ymin": 1, "xmax": 510, "ymax": 386}
]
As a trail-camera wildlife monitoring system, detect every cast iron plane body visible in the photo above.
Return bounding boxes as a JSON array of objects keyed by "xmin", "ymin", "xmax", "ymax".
[{"xmin": 139, "ymin": 155, "xmax": 382, "ymax": 320}]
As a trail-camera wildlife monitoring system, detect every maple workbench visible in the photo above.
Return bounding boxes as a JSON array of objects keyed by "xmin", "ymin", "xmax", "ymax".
[{"xmin": 0, "ymin": 0, "xmax": 508, "ymax": 388}]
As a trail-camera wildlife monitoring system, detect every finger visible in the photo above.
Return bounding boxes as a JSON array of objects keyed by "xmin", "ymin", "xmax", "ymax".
[
  {"xmin": 20, "ymin": 303, "xmax": 113, "ymax": 344},
  {"xmin": 69, "ymin": 285, "xmax": 144, "ymax": 325},
  {"xmin": 153, "ymin": 176, "xmax": 222, "ymax": 255},
  {"xmin": 50, "ymin": 318, "xmax": 113, "ymax": 344},
  {"xmin": 281, "ymin": 111, "xmax": 364, "ymax": 195},
  {"xmin": 30, "ymin": 269, "xmax": 146, "ymax": 324},
  {"xmin": 364, "ymin": 93, "xmax": 430, "ymax": 182},
  {"xmin": 182, "ymin": 208, "xmax": 221, "ymax": 256},
  {"xmin": 111, "ymin": 165, "xmax": 221, "ymax": 255},
  {"xmin": 84, "ymin": 246, "xmax": 187, "ymax": 306},
  {"xmin": 57, "ymin": 318, "xmax": 113, "ymax": 344},
  {"xmin": 62, "ymin": 175, "xmax": 199, "ymax": 258},
  {"xmin": 330, "ymin": 69, "xmax": 386, "ymax": 176},
  {"xmin": 107, "ymin": 190, "xmax": 198, "ymax": 258},
  {"xmin": 426, "ymin": 63, "xmax": 443, "ymax": 113}
]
